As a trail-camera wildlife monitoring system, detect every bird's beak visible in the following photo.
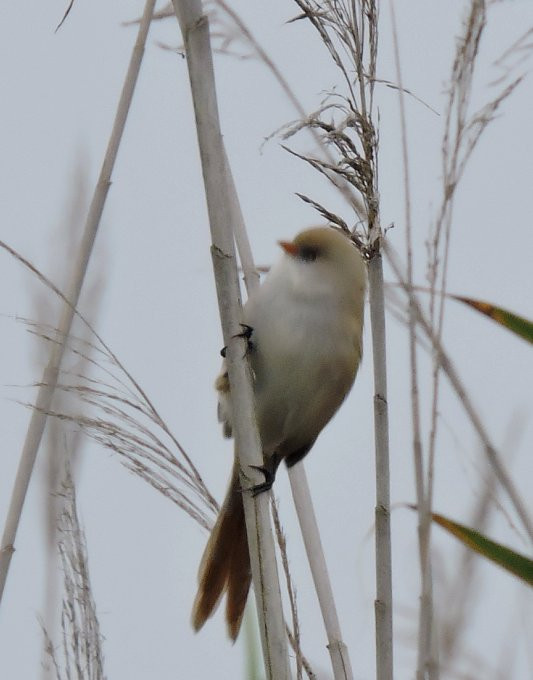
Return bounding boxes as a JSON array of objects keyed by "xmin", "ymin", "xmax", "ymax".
[{"xmin": 278, "ymin": 240, "xmax": 299, "ymax": 257}]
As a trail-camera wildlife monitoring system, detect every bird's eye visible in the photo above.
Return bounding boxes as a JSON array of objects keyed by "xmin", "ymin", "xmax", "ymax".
[{"xmin": 299, "ymin": 246, "xmax": 319, "ymax": 262}]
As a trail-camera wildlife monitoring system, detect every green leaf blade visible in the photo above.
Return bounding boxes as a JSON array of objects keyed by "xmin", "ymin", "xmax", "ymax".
[
  {"xmin": 454, "ymin": 295, "xmax": 533, "ymax": 344},
  {"xmin": 433, "ymin": 513, "xmax": 533, "ymax": 587}
]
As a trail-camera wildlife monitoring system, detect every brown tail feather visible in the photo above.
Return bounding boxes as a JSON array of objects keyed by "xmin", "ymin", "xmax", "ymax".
[
  {"xmin": 225, "ymin": 521, "xmax": 252, "ymax": 640},
  {"xmin": 191, "ymin": 461, "xmax": 251, "ymax": 640}
]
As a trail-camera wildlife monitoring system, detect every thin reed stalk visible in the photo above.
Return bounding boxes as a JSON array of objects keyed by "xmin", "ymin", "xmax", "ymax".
[
  {"xmin": 367, "ymin": 251, "xmax": 394, "ymax": 680},
  {"xmin": 0, "ymin": 0, "xmax": 157, "ymax": 607},
  {"xmin": 227, "ymin": 137, "xmax": 351, "ymax": 678},
  {"xmin": 289, "ymin": 465, "xmax": 354, "ymax": 679},
  {"xmin": 286, "ymin": 3, "xmax": 394, "ymax": 677},
  {"xmin": 388, "ymin": 2, "xmax": 436, "ymax": 677},
  {"xmin": 170, "ymin": 2, "xmax": 289, "ymax": 677}
]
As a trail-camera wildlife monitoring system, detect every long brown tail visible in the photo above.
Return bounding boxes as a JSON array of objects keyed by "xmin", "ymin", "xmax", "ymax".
[{"xmin": 191, "ymin": 461, "xmax": 251, "ymax": 641}]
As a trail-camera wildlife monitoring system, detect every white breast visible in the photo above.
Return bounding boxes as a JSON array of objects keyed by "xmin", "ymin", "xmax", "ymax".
[{"xmin": 241, "ymin": 255, "xmax": 362, "ymax": 456}]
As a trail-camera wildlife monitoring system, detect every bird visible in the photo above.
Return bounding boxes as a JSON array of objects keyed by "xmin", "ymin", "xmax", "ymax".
[{"xmin": 191, "ymin": 226, "xmax": 367, "ymax": 640}]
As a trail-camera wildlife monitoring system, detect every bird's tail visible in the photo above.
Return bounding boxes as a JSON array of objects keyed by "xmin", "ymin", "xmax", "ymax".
[{"xmin": 191, "ymin": 461, "xmax": 251, "ymax": 641}]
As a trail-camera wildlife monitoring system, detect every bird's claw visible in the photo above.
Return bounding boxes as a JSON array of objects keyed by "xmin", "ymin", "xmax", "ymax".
[
  {"xmin": 220, "ymin": 324, "xmax": 254, "ymax": 359},
  {"xmin": 248, "ymin": 464, "xmax": 275, "ymax": 497}
]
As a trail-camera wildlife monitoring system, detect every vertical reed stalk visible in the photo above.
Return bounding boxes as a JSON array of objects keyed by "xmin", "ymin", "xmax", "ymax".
[
  {"xmin": 289, "ymin": 465, "xmax": 354, "ymax": 680},
  {"xmin": 0, "ymin": 0, "xmax": 157, "ymax": 607},
  {"xmin": 171, "ymin": 2, "xmax": 289, "ymax": 677},
  {"xmin": 389, "ymin": 2, "xmax": 436, "ymax": 677},
  {"xmin": 368, "ymin": 248, "xmax": 394, "ymax": 680}
]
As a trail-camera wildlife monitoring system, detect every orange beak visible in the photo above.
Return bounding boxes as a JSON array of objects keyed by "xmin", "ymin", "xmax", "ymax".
[{"xmin": 278, "ymin": 240, "xmax": 299, "ymax": 256}]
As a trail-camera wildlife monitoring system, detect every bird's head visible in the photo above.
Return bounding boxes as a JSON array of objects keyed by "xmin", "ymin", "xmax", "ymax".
[{"xmin": 278, "ymin": 227, "xmax": 366, "ymax": 304}]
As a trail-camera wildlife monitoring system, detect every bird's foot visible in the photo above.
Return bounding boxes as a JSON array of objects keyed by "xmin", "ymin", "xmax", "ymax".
[
  {"xmin": 248, "ymin": 464, "xmax": 275, "ymax": 497},
  {"xmin": 236, "ymin": 324, "xmax": 255, "ymax": 357},
  {"xmin": 220, "ymin": 324, "xmax": 254, "ymax": 358}
]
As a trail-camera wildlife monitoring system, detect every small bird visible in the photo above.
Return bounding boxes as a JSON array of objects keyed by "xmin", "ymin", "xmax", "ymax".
[{"xmin": 192, "ymin": 226, "xmax": 367, "ymax": 640}]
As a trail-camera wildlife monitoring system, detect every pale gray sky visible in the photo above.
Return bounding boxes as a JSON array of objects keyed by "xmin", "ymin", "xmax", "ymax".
[{"xmin": 1, "ymin": 1, "xmax": 533, "ymax": 678}]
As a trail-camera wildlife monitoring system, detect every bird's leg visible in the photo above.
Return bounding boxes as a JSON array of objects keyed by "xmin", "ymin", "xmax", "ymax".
[
  {"xmin": 248, "ymin": 453, "xmax": 282, "ymax": 497},
  {"xmin": 220, "ymin": 324, "xmax": 254, "ymax": 358}
]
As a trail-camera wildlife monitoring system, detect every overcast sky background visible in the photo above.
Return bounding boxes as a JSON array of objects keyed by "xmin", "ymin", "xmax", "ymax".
[{"xmin": 1, "ymin": 1, "xmax": 533, "ymax": 678}]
